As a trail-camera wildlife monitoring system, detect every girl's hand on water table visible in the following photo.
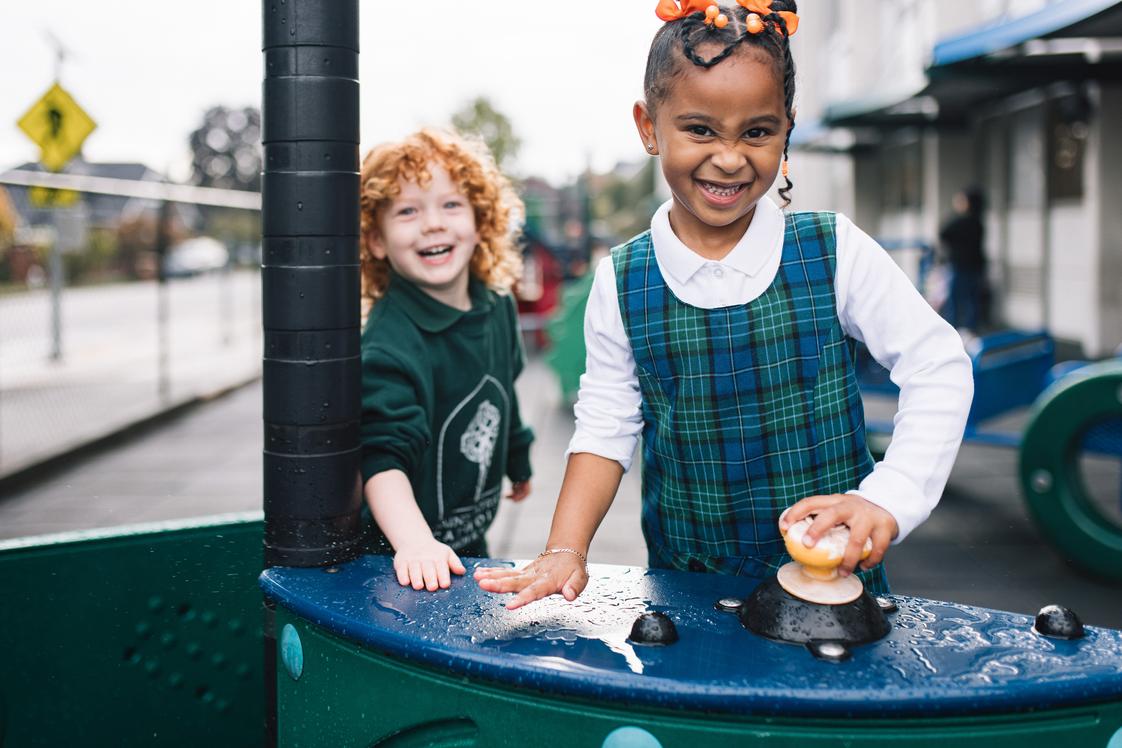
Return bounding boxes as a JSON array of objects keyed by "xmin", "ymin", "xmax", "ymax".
[
  {"xmin": 779, "ymin": 494, "xmax": 899, "ymax": 577},
  {"xmin": 506, "ymin": 479, "xmax": 532, "ymax": 503},
  {"xmin": 473, "ymin": 551, "xmax": 589, "ymax": 610},
  {"xmin": 392, "ymin": 539, "xmax": 467, "ymax": 592}
]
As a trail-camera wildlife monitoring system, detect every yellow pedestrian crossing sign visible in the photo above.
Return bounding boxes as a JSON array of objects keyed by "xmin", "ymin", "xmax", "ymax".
[
  {"xmin": 17, "ymin": 82, "xmax": 97, "ymax": 172},
  {"xmin": 29, "ymin": 186, "xmax": 80, "ymax": 208}
]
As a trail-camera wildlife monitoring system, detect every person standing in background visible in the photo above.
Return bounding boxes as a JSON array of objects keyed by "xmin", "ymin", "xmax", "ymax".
[{"xmin": 939, "ymin": 187, "xmax": 988, "ymax": 333}]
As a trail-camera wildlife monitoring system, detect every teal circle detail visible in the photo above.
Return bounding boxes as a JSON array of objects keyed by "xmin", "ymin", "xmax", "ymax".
[
  {"xmin": 280, "ymin": 623, "xmax": 303, "ymax": 680},
  {"xmin": 603, "ymin": 726, "xmax": 662, "ymax": 748},
  {"xmin": 1107, "ymin": 726, "xmax": 1122, "ymax": 748}
]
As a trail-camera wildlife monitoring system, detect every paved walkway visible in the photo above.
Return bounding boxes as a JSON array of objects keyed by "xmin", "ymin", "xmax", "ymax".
[
  {"xmin": 1, "ymin": 357, "xmax": 1119, "ymax": 628},
  {"xmin": 0, "ymin": 271, "xmax": 261, "ymax": 479}
]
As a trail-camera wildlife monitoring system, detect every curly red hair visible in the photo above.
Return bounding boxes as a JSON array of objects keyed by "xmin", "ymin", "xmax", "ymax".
[{"xmin": 359, "ymin": 128, "xmax": 523, "ymax": 310}]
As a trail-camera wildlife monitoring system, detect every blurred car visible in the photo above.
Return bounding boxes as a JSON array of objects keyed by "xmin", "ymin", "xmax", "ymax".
[{"xmin": 162, "ymin": 236, "xmax": 230, "ymax": 278}]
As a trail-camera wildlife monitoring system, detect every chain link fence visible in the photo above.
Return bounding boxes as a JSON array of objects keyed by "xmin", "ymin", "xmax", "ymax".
[
  {"xmin": 0, "ymin": 267, "xmax": 261, "ymax": 481},
  {"xmin": 0, "ymin": 172, "xmax": 262, "ymax": 483}
]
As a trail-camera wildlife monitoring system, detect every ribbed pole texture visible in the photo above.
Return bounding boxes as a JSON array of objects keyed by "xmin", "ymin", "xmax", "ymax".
[{"xmin": 261, "ymin": 0, "xmax": 363, "ymax": 567}]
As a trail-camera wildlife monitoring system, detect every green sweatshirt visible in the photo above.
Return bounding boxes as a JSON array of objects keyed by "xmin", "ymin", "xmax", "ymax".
[{"xmin": 360, "ymin": 273, "xmax": 534, "ymax": 553}]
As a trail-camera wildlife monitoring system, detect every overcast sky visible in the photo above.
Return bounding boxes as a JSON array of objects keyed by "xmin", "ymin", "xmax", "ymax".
[{"xmin": 1, "ymin": 2, "xmax": 664, "ymax": 185}]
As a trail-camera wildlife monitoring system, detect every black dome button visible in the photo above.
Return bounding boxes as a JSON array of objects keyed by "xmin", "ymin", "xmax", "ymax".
[{"xmin": 1033, "ymin": 604, "xmax": 1084, "ymax": 640}]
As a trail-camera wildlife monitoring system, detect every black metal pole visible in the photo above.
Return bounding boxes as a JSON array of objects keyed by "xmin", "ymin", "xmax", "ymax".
[
  {"xmin": 155, "ymin": 200, "xmax": 171, "ymax": 403},
  {"xmin": 261, "ymin": 0, "xmax": 362, "ymax": 568}
]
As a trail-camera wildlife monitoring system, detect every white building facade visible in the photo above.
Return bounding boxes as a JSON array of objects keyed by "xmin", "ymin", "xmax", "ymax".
[{"xmin": 790, "ymin": 0, "xmax": 1122, "ymax": 356}]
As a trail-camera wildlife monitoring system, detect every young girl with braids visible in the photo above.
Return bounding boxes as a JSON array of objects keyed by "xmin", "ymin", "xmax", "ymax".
[
  {"xmin": 476, "ymin": 0, "xmax": 972, "ymax": 608},
  {"xmin": 360, "ymin": 129, "xmax": 533, "ymax": 592}
]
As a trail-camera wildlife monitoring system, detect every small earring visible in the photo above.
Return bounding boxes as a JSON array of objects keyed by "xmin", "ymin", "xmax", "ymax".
[{"xmin": 647, "ymin": 143, "xmax": 655, "ymax": 151}]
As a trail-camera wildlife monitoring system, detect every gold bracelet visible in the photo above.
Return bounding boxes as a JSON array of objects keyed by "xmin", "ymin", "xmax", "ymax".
[{"xmin": 538, "ymin": 547, "xmax": 587, "ymax": 565}]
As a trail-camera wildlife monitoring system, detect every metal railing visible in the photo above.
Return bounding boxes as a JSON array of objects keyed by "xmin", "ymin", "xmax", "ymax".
[{"xmin": 0, "ymin": 170, "xmax": 262, "ymax": 482}]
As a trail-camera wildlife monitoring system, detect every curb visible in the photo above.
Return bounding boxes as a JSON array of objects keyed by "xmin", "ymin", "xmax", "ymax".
[{"xmin": 0, "ymin": 375, "xmax": 261, "ymax": 498}]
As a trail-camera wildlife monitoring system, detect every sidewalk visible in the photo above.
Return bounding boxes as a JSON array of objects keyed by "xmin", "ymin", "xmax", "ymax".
[
  {"xmin": 0, "ymin": 271, "xmax": 261, "ymax": 483},
  {"xmin": 1, "ymin": 355, "xmax": 1118, "ymax": 629}
]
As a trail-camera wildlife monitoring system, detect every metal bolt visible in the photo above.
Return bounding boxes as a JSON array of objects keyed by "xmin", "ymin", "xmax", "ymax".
[
  {"xmin": 1031, "ymin": 469, "xmax": 1053, "ymax": 493},
  {"xmin": 876, "ymin": 596, "xmax": 898, "ymax": 613},
  {"xmin": 323, "ymin": 566, "xmax": 340, "ymax": 574},
  {"xmin": 817, "ymin": 642, "xmax": 846, "ymax": 658},
  {"xmin": 714, "ymin": 597, "xmax": 743, "ymax": 612}
]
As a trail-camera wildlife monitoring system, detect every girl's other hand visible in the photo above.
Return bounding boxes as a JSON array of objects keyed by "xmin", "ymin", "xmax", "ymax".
[
  {"xmin": 779, "ymin": 494, "xmax": 898, "ymax": 576},
  {"xmin": 506, "ymin": 480, "xmax": 531, "ymax": 502},
  {"xmin": 392, "ymin": 540, "xmax": 467, "ymax": 592},
  {"xmin": 473, "ymin": 552, "xmax": 588, "ymax": 610}
]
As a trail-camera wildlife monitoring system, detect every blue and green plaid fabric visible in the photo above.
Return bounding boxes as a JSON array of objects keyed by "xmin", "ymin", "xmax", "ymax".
[{"xmin": 614, "ymin": 211, "xmax": 888, "ymax": 594}]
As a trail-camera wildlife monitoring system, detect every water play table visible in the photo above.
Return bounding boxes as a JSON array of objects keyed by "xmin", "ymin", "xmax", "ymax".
[{"xmin": 261, "ymin": 555, "xmax": 1122, "ymax": 746}]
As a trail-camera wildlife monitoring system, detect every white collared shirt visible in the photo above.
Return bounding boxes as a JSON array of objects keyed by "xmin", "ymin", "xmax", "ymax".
[{"xmin": 568, "ymin": 197, "xmax": 973, "ymax": 542}]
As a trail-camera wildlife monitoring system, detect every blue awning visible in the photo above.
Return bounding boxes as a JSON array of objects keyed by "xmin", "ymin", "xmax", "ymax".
[
  {"xmin": 932, "ymin": 0, "xmax": 1122, "ymax": 68},
  {"xmin": 822, "ymin": 0, "xmax": 1122, "ymax": 131}
]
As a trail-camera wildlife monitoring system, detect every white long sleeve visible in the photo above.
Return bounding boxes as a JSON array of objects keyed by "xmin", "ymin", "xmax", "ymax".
[
  {"xmin": 834, "ymin": 216, "xmax": 972, "ymax": 541},
  {"xmin": 567, "ymin": 198, "xmax": 972, "ymax": 542}
]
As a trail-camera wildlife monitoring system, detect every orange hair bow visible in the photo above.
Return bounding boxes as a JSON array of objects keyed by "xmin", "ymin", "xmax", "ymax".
[
  {"xmin": 736, "ymin": 0, "xmax": 799, "ymax": 35},
  {"xmin": 655, "ymin": 0, "xmax": 714, "ymax": 22}
]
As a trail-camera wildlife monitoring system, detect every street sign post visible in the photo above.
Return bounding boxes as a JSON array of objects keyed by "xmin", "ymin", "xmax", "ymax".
[
  {"xmin": 17, "ymin": 81, "xmax": 97, "ymax": 360},
  {"xmin": 17, "ymin": 82, "xmax": 96, "ymax": 172}
]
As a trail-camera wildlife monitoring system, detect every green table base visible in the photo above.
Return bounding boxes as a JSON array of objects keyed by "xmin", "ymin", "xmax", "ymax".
[{"xmin": 275, "ymin": 609, "xmax": 1122, "ymax": 748}]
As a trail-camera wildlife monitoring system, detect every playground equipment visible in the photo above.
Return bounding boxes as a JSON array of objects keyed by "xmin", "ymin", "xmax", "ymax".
[
  {"xmin": 260, "ymin": 554, "xmax": 1122, "ymax": 746},
  {"xmin": 3, "ymin": 3, "xmax": 1122, "ymax": 746},
  {"xmin": 1020, "ymin": 359, "xmax": 1122, "ymax": 581},
  {"xmin": 0, "ymin": 515, "xmax": 264, "ymax": 745}
]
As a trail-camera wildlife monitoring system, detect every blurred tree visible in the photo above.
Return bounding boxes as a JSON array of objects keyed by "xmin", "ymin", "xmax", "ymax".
[
  {"xmin": 117, "ymin": 210, "xmax": 188, "ymax": 280},
  {"xmin": 0, "ymin": 186, "xmax": 17, "ymax": 248},
  {"xmin": 188, "ymin": 105, "xmax": 262, "ymax": 191},
  {"xmin": 590, "ymin": 159, "xmax": 658, "ymax": 242},
  {"xmin": 451, "ymin": 97, "xmax": 521, "ymax": 172},
  {"xmin": 64, "ymin": 227, "xmax": 119, "ymax": 285}
]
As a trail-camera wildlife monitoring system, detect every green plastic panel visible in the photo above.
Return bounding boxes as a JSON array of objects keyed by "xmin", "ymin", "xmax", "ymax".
[
  {"xmin": 545, "ymin": 274, "xmax": 593, "ymax": 402},
  {"xmin": 275, "ymin": 608, "xmax": 1122, "ymax": 747},
  {"xmin": 0, "ymin": 515, "xmax": 264, "ymax": 746}
]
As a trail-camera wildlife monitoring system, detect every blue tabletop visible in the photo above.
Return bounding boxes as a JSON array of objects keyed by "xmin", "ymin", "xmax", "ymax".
[{"xmin": 260, "ymin": 555, "xmax": 1122, "ymax": 718}]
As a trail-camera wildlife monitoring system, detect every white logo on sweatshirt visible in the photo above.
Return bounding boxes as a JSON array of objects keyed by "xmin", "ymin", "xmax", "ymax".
[{"xmin": 435, "ymin": 374, "xmax": 510, "ymax": 522}]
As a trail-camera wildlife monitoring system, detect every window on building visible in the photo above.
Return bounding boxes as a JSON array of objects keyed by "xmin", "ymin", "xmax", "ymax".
[
  {"xmin": 1048, "ymin": 94, "xmax": 1088, "ymax": 201},
  {"xmin": 880, "ymin": 137, "xmax": 923, "ymax": 211}
]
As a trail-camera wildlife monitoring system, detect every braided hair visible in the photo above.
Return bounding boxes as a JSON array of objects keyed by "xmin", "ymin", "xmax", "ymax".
[{"xmin": 643, "ymin": 1, "xmax": 798, "ymax": 206}]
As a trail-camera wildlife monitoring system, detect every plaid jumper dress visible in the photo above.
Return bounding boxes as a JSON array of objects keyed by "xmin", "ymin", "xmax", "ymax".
[{"xmin": 613, "ymin": 211, "xmax": 889, "ymax": 594}]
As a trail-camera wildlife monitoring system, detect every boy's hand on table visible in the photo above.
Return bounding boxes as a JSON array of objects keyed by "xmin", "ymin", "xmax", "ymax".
[
  {"xmin": 506, "ymin": 480, "xmax": 531, "ymax": 502},
  {"xmin": 779, "ymin": 494, "xmax": 899, "ymax": 577},
  {"xmin": 473, "ymin": 552, "xmax": 588, "ymax": 610},
  {"xmin": 392, "ymin": 539, "xmax": 466, "ymax": 592}
]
